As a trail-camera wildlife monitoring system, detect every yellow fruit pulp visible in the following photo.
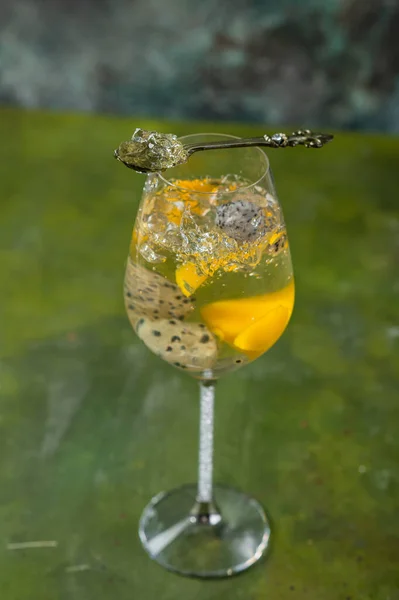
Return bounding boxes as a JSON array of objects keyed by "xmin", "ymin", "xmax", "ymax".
[
  {"xmin": 175, "ymin": 262, "xmax": 207, "ymax": 297},
  {"xmin": 201, "ymin": 280, "xmax": 295, "ymax": 357}
]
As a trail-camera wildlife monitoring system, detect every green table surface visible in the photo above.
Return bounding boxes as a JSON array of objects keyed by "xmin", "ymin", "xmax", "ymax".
[{"xmin": 1, "ymin": 109, "xmax": 398, "ymax": 600}]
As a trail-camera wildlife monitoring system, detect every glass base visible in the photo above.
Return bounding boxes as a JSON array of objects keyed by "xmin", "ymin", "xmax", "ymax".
[{"xmin": 139, "ymin": 484, "xmax": 271, "ymax": 578}]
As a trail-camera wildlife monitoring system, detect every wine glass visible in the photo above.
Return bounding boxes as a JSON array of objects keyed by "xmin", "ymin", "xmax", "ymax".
[{"xmin": 124, "ymin": 133, "xmax": 294, "ymax": 578}]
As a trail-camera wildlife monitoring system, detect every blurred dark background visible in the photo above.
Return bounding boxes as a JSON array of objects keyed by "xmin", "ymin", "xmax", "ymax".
[{"xmin": 1, "ymin": 0, "xmax": 399, "ymax": 131}]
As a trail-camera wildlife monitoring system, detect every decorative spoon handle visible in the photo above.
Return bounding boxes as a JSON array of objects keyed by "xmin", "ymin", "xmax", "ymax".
[{"xmin": 184, "ymin": 130, "xmax": 333, "ymax": 155}]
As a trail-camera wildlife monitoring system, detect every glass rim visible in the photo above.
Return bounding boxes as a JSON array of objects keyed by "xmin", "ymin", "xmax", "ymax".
[{"xmin": 158, "ymin": 133, "xmax": 270, "ymax": 194}]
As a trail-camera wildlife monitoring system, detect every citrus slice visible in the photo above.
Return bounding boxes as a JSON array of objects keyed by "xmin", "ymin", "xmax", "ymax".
[
  {"xmin": 233, "ymin": 305, "xmax": 290, "ymax": 355},
  {"xmin": 176, "ymin": 262, "xmax": 207, "ymax": 297},
  {"xmin": 200, "ymin": 280, "xmax": 294, "ymax": 344}
]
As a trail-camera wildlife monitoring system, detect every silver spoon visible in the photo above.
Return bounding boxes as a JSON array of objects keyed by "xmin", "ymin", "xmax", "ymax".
[{"xmin": 114, "ymin": 128, "xmax": 334, "ymax": 174}]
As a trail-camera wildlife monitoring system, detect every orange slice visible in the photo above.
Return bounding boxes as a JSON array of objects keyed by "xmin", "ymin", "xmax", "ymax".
[
  {"xmin": 200, "ymin": 280, "xmax": 294, "ymax": 345},
  {"xmin": 233, "ymin": 305, "xmax": 290, "ymax": 355},
  {"xmin": 176, "ymin": 262, "xmax": 207, "ymax": 297}
]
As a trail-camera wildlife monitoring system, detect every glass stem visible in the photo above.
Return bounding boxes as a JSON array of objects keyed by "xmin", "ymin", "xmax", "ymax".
[{"xmin": 196, "ymin": 380, "xmax": 216, "ymax": 504}]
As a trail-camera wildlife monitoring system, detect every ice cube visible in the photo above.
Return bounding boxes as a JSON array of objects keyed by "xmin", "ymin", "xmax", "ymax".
[{"xmin": 139, "ymin": 243, "xmax": 166, "ymax": 264}]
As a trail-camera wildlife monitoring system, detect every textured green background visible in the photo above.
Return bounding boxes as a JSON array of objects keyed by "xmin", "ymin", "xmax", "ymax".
[{"xmin": 0, "ymin": 109, "xmax": 398, "ymax": 599}]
